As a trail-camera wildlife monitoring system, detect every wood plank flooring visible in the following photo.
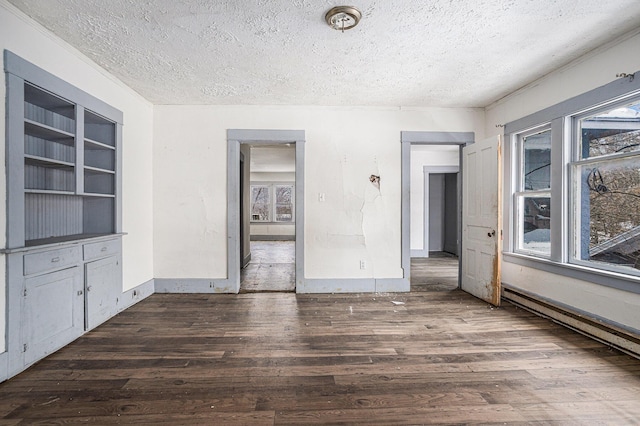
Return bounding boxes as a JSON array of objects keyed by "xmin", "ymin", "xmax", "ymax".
[{"xmin": 1, "ymin": 257, "xmax": 639, "ymax": 424}]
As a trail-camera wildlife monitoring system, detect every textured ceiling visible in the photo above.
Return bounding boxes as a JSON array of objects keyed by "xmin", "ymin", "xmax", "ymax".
[{"xmin": 7, "ymin": 0, "xmax": 640, "ymax": 107}]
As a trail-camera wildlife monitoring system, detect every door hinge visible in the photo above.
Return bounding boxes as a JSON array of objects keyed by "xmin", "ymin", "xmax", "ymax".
[
  {"xmin": 23, "ymin": 343, "xmax": 27, "ymax": 353},
  {"xmin": 23, "ymin": 288, "xmax": 27, "ymax": 297}
]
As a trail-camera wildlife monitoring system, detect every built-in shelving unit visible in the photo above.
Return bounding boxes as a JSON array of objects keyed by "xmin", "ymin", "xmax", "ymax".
[
  {"xmin": 4, "ymin": 50, "xmax": 125, "ymax": 380},
  {"xmin": 20, "ymin": 83, "xmax": 119, "ymax": 246}
]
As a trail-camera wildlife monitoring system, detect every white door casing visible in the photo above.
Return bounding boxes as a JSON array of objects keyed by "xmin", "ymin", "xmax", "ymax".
[{"xmin": 461, "ymin": 136, "xmax": 502, "ymax": 305}]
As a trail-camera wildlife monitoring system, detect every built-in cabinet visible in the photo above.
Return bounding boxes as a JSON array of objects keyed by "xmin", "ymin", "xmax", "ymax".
[
  {"xmin": 22, "ymin": 80, "xmax": 116, "ymax": 245},
  {"xmin": 22, "ymin": 264, "xmax": 83, "ymax": 366},
  {"xmin": 3, "ymin": 51, "xmax": 124, "ymax": 377},
  {"xmin": 84, "ymin": 239, "xmax": 122, "ymax": 330}
]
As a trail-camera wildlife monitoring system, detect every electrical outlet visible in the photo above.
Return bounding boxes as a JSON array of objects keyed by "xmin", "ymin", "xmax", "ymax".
[{"xmin": 360, "ymin": 260, "xmax": 366, "ymax": 270}]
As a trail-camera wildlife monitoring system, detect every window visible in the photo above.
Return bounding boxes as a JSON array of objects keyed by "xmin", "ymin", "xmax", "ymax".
[
  {"xmin": 515, "ymin": 128, "xmax": 552, "ymax": 256},
  {"xmin": 250, "ymin": 183, "xmax": 294, "ymax": 223},
  {"xmin": 572, "ymin": 100, "xmax": 640, "ymax": 272},
  {"xmin": 504, "ymin": 72, "xmax": 640, "ymax": 290},
  {"xmin": 251, "ymin": 185, "xmax": 271, "ymax": 221},
  {"xmin": 275, "ymin": 185, "xmax": 293, "ymax": 221}
]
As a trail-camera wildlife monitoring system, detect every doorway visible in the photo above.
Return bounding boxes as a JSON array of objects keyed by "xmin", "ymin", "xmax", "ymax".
[
  {"xmin": 423, "ymin": 166, "xmax": 460, "ymax": 257},
  {"xmin": 401, "ymin": 131, "xmax": 474, "ymax": 289},
  {"xmin": 240, "ymin": 144, "xmax": 296, "ymax": 292},
  {"xmin": 226, "ymin": 129, "xmax": 305, "ymax": 294}
]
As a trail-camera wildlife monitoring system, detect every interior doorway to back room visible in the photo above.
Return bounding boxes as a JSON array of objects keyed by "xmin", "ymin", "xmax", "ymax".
[
  {"xmin": 240, "ymin": 143, "xmax": 296, "ymax": 292},
  {"xmin": 409, "ymin": 144, "xmax": 461, "ymax": 291}
]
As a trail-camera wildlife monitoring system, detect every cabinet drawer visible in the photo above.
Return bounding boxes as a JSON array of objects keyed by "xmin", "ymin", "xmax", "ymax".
[
  {"xmin": 24, "ymin": 246, "xmax": 81, "ymax": 276},
  {"xmin": 83, "ymin": 239, "xmax": 119, "ymax": 261}
]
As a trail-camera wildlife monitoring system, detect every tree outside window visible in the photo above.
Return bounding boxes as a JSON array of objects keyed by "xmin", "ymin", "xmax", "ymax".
[{"xmin": 251, "ymin": 185, "xmax": 271, "ymax": 221}]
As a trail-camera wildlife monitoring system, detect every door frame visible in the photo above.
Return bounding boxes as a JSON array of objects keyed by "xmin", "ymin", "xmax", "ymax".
[
  {"xmin": 239, "ymin": 151, "xmax": 248, "ymax": 268},
  {"xmin": 227, "ymin": 129, "xmax": 305, "ymax": 293},
  {"xmin": 413, "ymin": 166, "xmax": 460, "ymax": 258},
  {"xmin": 401, "ymin": 131, "xmax": 474, "ymax": 287}
]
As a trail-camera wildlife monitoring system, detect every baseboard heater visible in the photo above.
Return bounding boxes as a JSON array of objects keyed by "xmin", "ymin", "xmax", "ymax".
[{"xmin": 502, "ymin": 286, "xmax": 640, "ymax": 360}]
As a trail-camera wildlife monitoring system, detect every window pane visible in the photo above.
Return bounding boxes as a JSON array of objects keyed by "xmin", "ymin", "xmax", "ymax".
[
  {"xmin": 575, "ymin": 156, "xmax": 640, "ymax": 270},
  {"xmin": 275, "ymin": 186, "xmax": 292, "ymax": 204},
  {"xmin": 275, "ymin": 205, "xmax": 292, "ymax": 222},
  {"xmin": 579, "ymin": 100, "xmax": 640, "ymax": 159},
  {"xmin": 523, "ymin": 130, "xmax": 551, "ymax": 190},
  {"xmin": 519, "ymin": 195, "xmax": 551, "ymax": 255},
  {"xmin": 251, "ymin": 186, "xmax": 270, "ymax": 221}
]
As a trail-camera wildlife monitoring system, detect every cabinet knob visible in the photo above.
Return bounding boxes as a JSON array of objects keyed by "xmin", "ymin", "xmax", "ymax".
[
  {"xmin": 51, "ymin": 257, "xmax": 60, "ymax": 263},
  {"xmin": 77, "ymin": 290, "xmax": 83, "ymax": 296},
  {"xmin": 86, "ymin": 285, "xmax": 92, "ymax": 292},
  {"xmin": 101, "ymin": 247, "xmax": 107, "ymax": 252}
]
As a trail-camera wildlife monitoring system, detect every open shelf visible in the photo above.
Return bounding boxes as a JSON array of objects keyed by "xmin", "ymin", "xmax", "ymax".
[
  {"xmin": 81, "ymin": 192, "xmax": 116, "ymax": 198},
  {"xmin": 84, "ymin": 165, "xmax": 115, "ymax": 174},
  {"xmin": 25, "ymin": 189, "xmax": 75, "ymax": 195},
  {"xmin": 25, "ymin": 119, "xmax": 75, "ymax": 140},
  {"xmin": 10, "ymin": 75, "xmax": 120, "ymax": 247},
  {"xmin": 25, "ymin": 233, "xmax": 112, "ymax": 248},
  {"xmin": 24, "ymin": 83, "xmax": 75, "ymax": 133},
  {"xmin": 85, "ymin": 138, "xmax": 115, "ymax": 150},
  {"xmin": 25, "ymin": 154, "xmax": 75, "ymax": 168},
  {"xmin": 85, "ymin": 110, "xmax": 115, "ymax": 147},
  {"xmin": 25, "ymin": 162, "xmax": 75, "ymax": 192},
  {"xmin": 84, "ymin": 168, "xmax": 115, "ymax": 195},
  {"xmin": 25, "ymin": 134, "xmax": 75, "ymax": 163},
  {"xmin": 84, "ymin": 140, "xmax": 115, "ymax": 171}
]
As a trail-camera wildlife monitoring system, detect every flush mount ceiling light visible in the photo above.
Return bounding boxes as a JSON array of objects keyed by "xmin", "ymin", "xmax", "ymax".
[{"xmin": 325, "ymin": 6, "xmax": 362, "ymax": 32}]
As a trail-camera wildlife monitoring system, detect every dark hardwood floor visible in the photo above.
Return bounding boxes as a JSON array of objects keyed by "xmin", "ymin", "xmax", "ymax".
[{"xmin": 1, "ymin": 256, "xmax": 639, "ymax": 424}]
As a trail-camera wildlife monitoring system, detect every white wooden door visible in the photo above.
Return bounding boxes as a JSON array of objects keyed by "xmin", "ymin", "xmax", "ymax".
[{"xmin": 461, "ymin": 136, "xmax": 502, "ymax": 305}]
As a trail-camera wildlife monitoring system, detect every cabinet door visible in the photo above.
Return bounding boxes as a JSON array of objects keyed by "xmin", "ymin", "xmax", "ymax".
[
  {"xmin": 85, "ymin": 256, "xmax": 121, "ymax": 330},
  {"xmin": 22, "ymin": 267, "xmax": 84, "ymax": 365}
]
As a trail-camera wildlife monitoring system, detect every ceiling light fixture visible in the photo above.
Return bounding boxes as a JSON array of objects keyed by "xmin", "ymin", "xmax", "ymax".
[{"xmin": 325, "ymin": 6, "xmax": 362, "ymax": 32}]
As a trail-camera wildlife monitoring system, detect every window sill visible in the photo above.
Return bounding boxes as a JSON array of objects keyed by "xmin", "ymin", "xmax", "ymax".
[
  {"xmin": 502, "ymin": 252, "xmax": 640, "ymax": 295},
  {"xmin": 250, "ymin": 221, "xmax": 295, "ymax": 225}
]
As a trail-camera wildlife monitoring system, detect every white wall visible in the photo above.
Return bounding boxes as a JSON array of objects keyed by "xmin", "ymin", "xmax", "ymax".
[
  {"xmin": 409, "ymin": 145, "xmax": 459, "ymax": 252},
  {"xmin": 153, "ymin": 106, "xmax": 483, "ymax": 281},
  {"xmin": 250, "ymin": 223, "xmax": 295, "ymax": 238},
  {"xmin": 250, "ymin": 172, "xmax": 295, "ymax": 182},
  {"xmin": 485, "ymin": 28, "xmax": 640, "ymax": 331},
  {"xmin": 485, "ymin": 29, "xmax": 640, "ymax": 132},
  {"xmin": 0, "ymin": 2, "xmax": 155, "ymax": 350}
]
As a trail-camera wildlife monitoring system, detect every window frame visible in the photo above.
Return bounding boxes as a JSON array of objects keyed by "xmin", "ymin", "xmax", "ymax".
[
  {"xmin": 568, "ymin": 97, "xmax": 640, "ymax": 277},
  {"xmin": 513, "ymin": 125, "xmax": 553, "ymax": 258},
  {"xmin": 250, "ymin": 182, "xmax": 295, "ymax": 223},
  {"xmin": 250, "ymin": 184, "xmax": 272, "ymax": 222},
  {"xmin": 274, "ymin": 184, "xmax": 295, "ymax": 222},
  {"xmin": 503, "ymin": 71, "xmax": 640, "ymax": 294}
]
